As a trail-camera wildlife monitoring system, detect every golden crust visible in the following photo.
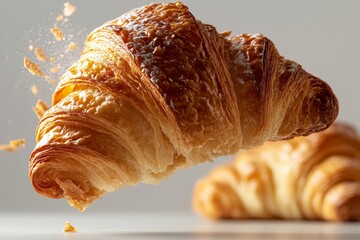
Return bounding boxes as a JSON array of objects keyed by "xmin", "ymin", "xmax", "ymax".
[
  {"xmin": 193, "ymin": 123, "xmax": 360, "ymax": 221},
  {"xmin": 29, "ymin": 2, "xmax": 338, "ymax": 211}
]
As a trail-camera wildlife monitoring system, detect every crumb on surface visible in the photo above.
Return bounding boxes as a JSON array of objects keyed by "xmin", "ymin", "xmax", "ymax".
[
  {"xmin": 0, "ymin": 139, "xmax": 26, "ymax": 152},
  {"xmin": 63, "ymin": 2, "xmax": 76, "ymax": 17},
  {"xmin": 32, "ymin": 99, "xmax": 49, "ymax": 119},
  {"xmin": 24, "ymin": 58, "xmax": 47, "ymax": 77},
  {"xmin": 34, "ymin": 47, "xmax": 48, "ymax": 61},
  {"xmin": 31, "ymin": 84, "xmax": 39, "ymax": 95},
  {"xmin": 50, "ymin": 27, "xmax": 65, "ymax": 41},
  {"xmin": 64, "ymin": 221, "xmax": 77, "ymax": 233},
  {"xmin": 66, "ymin": 42, "xmax": 78, "ymax": 52}
]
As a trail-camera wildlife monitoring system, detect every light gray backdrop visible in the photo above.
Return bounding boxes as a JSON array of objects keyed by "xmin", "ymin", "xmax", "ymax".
[{"xmin": 0, "ymin": 0, "xmax": 359, "ymax": 214}]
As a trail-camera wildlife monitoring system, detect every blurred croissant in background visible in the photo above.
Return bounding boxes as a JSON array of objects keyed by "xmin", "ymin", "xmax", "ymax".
[
  {"xmin": 29, "ymin": 2, "xmax": 338, "ymax": 211},
  {"xmin": 193, "ymin": 123, "xmax": 360, "ymax": 221}
]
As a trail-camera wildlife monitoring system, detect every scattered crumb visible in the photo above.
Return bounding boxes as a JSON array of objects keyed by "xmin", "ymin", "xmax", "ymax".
[
  {"xmin": 64, "ymin": 221, "xmax": 77, "ymax": 233},
  {"xmin": 24, "ymin": 58, "xmax": 47, "ymax": 77},
  {"xmin": 32, "ymin": 99, "xmax": 49, "ymax": 119},
  {"xmin": 0, "ymin": 139, "xmax": 26, "ymax": 152},
  {"xmin": 47, "ymin": 79, "xmax": 56, "ymax": 84},
  {"xmin": 50, "ymin": 27, "xmax": 65, "ymax": 41},
  {"xmin": 31, "ymin": 85, "xmax": 39, "ymax": 95},
  {"xmin": 59, "ymin": 54, "xmax": 64, "ymax": 58},
  {"xmin": 63, "ymin": 2, "xmax": 76, "ymax": 17},
  {"xmin": 50, "ymin": 57, "xmax": 55, "ymax": 62},
  {"xmin": 56, "ymin": 14, "xmax": 64, "ymax": 22},
  {"xmin": 66, "ymin": 42, "xmax": 78, "ymax": 52},
  {"xmin": 34, "ymin": 47, "xmax": 48, "ymax": 61},
  {"xmin": 28, "ymin": 45, "xmax": 34, "ymax": 51},
  {"xmin": 50, "ymin": 65, "xmax": 59, "ymax": 73}
]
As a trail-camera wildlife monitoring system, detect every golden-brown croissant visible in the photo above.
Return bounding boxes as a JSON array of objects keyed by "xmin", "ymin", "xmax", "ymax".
[
  {"xmin": 193, "ymin": 123, "xmax": 360, "ymax": 221},
  {"xmin": 29, "ymin": 2, "xmax": 338, "ymax": 211}
]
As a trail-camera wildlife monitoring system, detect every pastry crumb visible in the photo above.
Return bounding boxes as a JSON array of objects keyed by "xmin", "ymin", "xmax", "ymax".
[
  {"xmin": 24, "ymin": 58, "xmax": 47, "ymax": 77},
  {"xmin": 63, "ymin": 2, "xmax": 76, "ymax": 17},
  {"xmin": 56, "ymin": 14, "xmax": 64, "ymax": 22},
  {"xmin": 28, "ymin": 45, "xmax": 34, "ymax": 51},
  {"xmin": 32, "ymin": 99, "xmax": 49, "ymax": 119},
  {"xmin": 50, "ymin": 27, "xmax": 65, "ymax": 41},
  {"xmin": 0, "ymin": 139, "xmax": 26, "ymax": 152},
  {"xmin": 64, "ymin": 221, "xmax": 77, "ymax": 233},
  {"xmin": 66, "ymin": 42, "xmax": 78, "ymax": 52},
  {"xmin": 50, "ymin": 65, "xmax": 59, "ymax": 73},
  {"xmin": 31, "ymin": 85, "xmax": 39, "ymax": 95},
  {"xmin": 34, "ymin": 47, "xmax": 48, "ymax": 61},
  {"xmin": 47, "ymin": 79, "xmax": 56, "ymax": 84}
]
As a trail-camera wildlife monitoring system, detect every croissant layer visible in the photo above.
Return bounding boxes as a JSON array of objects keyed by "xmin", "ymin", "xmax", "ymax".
[{"xmin": 29, "ymin": 2, "xmax": 338, "ymax": 210}]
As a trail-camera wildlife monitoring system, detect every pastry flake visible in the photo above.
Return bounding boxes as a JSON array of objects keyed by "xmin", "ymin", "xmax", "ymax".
[
  {"xmin": 50, "ymin": 27, "xmax": 65, "ymax": 41},
  {"xmin": 32, "ymin": 99, "xmax": 49, "ymax": 119},
  {"xmin": 24, "ymin": 58, "xmax": 46, "ymax": 77},
  {"xmin": 64, "ymin": 221, "xmax": 77, "ymax": 233}
]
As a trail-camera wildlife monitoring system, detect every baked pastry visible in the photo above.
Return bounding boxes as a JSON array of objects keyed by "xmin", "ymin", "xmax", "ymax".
[
  {"xmin": 29, "ymin": 2, "xmax": 338, "ymax": 211},
  {"xmin": 193, "ymin": 123, "xmax": 360, "ymax": 221}
]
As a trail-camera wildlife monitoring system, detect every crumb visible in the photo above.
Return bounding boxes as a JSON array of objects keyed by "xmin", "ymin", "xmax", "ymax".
[
  {"xmin": 63, "ymin": 2, "xmax": 76, "ymax": 17},
  {"xmin": 31, "ymin": 85, "xmax": 39, "ymax": 95},
  {"xmin": 56, "ymin": 14, "xmax": 64, "ymax": 22},
  {"xmin": 59, "ymin": 54, "xmax": 64, "ymax": 58},
  {"xmin": 0, "ymin": 139, "xmax": 26, "ymax": 152},
  {"xmin": 66, "ymin": 42, "xmax": 78, "ymax": 52},
  {"xmin": 64, "ymin": 221, "xmax": 77, "ymax": 233},
  {"xmin": 64, "ymin": 18, "xmax": 69, "ymax": 23},
  {"xmin": 34, "ymin": 47, "xmax": 48, "ymax": 61},
  {"xmin": 32, "ymin": 99, "xmax": 49, "ymax": 119},
  {"xmin": 24, "ymin": 58, "xmax": 47, "ymax": 77},
  {"xmin": 48, "ymin": 79, "xmax": 56, "ymax": 84},
  {"xmin": 50, "ymin": 27, "xmax": 65, "ymax": 41},
  {"xmin": 50, "ymin": 57, "xmax": 55, "ymax": 62},
  {"xmin": 50, "ymin": 65, "xmax": 59, "ymax": 73},
  {"xmin": 28, "ymin": 45, "xmax": 34, "ymax": 51}
]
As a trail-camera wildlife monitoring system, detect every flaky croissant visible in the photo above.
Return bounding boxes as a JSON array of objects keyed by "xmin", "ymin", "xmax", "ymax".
[
  {"xmin": 193, "ymin": 123, "xmax": 360, "ymax": 221},
  {"xmin": 29, "ymin": 2, "xmax": 338, "ymax": 211}
]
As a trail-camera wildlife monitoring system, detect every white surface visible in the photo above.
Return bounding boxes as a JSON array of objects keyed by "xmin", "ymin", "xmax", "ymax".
[{"xmin": 1, "ymin": 213, "xmax": 360, "ymax": 240}]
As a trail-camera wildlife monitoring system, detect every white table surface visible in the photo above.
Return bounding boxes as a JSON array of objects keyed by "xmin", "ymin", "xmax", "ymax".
[{"xmin": 1, "ymin": 212, "xmax": 359, "ymax": 240}]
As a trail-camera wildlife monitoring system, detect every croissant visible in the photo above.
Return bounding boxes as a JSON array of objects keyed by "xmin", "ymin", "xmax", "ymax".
[
  {"xmin": 29, "ymin": 2, "xmax": 338, "ymax": 211},
  {"xmin": 193, "ymin": 123, "xmax": 360, "ymax": 221}
]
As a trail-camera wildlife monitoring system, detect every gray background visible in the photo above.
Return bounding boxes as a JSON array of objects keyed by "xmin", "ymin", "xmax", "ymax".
[{"xmin": 0, "ymin": 0, "xmax": 359, "ymax": 214}]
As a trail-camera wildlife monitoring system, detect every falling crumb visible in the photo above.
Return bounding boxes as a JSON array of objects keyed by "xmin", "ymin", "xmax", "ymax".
[
  {"xmin": 32, "ymin": 99, "xmax": 49, "ymax": 119},
  {"xmin": 34, "ymin": 47, "xmax": 48, "ymax": 61},
  {"xmin": 59, "ymin": 54, "xmax": 64, "ymax": 58},
  {"xmin": 63, "ymin": 2, "xmax": 76, "ymax": 17},
  {"xmin": 28, "ymin": 45, "xmax": 34, "ymax": 51},
  {"xmin": 24, "ymin": 58, "xmax": 47, "ymax": 77},
  {"xmin": 31, "ymin": 85, "xmax": 39, "ymax": 95},
  {"xmin": 50, "ymin": 27, "xmax": 65, "ymax": 41},
  {"xmin": 50, "ymin": 65, "xmax": 59, "ymax": 73},
  {"xmin": 66, "ymin": 42, "xmax": 78, "ymax": 52},
  {"xmin": 50, "ymin": 57, "xmax": 55, "ymax": 62},
  {"xmin": 56, "ymin": 14, "xmax": 64, "ymax": 22},
  {"xmin": 0, "ymin": 139, "xmax": 26, "ymax": 152},
  {"xmin": 48, "ymin": 79, "xmax": 56, "ymax": 84},
  {"xmin": 64, "ymin": 221, "xmax": 77, "ymax": 233}
]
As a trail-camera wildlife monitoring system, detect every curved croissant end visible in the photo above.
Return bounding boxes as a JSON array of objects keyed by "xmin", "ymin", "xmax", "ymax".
[
  {"xmin": 29, "ymin": 2, "xmax": 338, "ymax": 211},
  {"xmin": 193, "ymin": 123, "xmax": 360, "ymax": 221}
]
